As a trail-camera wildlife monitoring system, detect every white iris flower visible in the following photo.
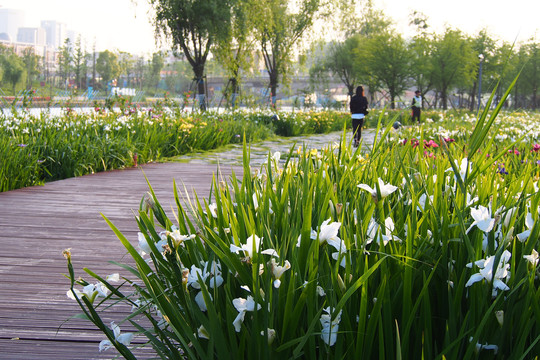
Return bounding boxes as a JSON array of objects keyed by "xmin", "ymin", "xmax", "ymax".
[
  {"xmin": 357, "ymin": 178, "xmax": 398, "ymax": 199},
  {"xmin": 466, "ymin": 250, "xmax": 512, "ymax": 296},
  {"xmin": 98, "ymin": 322, "xmax": 134, "ymax": 352},
  {"xmin": 230, "ymin": 234, "xmax": 278, "ymax": 261},
  {"xmin": 466, "ymin": 205, "xmax": 496, "ymax": 234},
  {"xmin": 232, "ymin": 296, "xmax": 262, "ymax": 332},
  {"xmin": 320, "ymin": 307, "xmax": 342, "ymax": 346}
]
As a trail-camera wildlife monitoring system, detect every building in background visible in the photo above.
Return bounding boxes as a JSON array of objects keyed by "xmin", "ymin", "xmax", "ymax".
[
  {"xmin": 0, "ymin": 8, "xmax": 25, "ymax": 42},
  {"xmin": 41, "ymin": 20, "xmax": 67, "ymax": 49},
  {"xmin": 17, "ymin": 27, "xmax": 46, "ymax": 46}
]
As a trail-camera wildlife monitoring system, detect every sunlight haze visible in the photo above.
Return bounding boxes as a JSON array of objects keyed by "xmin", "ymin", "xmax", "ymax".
[{"xmin": 0, "ymin": 0, "xmax": 537, "ymax": 55}]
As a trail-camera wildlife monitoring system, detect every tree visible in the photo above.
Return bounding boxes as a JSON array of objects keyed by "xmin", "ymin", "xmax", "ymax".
[
  {"xmin": 251, "ymin": 0, "xmax": 321, "ymax": 107},
  {"xmin": 522, "ymin": 39, "xmax": 540, "ymax": 109},
  {"xmin": 364, "ymin": 32, "xmax": 410, "ymax": 109},
  {"xmin": 21, "ymin": 48, "xmax": 40, "ymax": 89},
  {"xmin": 58, "ymin": 38, "xmax": 73, "ymax": 87},
  {"xmin": 336, "ymin": 0, "xmax": 391, "ymax": 38},
  {"xmin": 468, "ymin": 29, "xmax": 497, "ymax": 111},
  {"xmin": 73, "ymin": 35, "xmax": 88, "ymax": 89},
  {"xmin": 72, "ymin": 36, "xmax": 87, "ymax": 90},
  {"xmin": 150, "ymin": 52, "xmax": 164, "ymax": 90},
  {"xmin": 316, "ymin": 36, "xmax": 362, "ymax": 98},
  {"xmin": 0, "ymin": 51, "xmax": 25, "ymax": 93},
  {"xmin": 430, "ymin": 28, "xmax": 475, "ymax": 109},
  {"xmin": 408, "ymin": 11, "xmax": 434, "ymax": 108},
  {"xmin": 489, "ymin": 42, "xmax": 516, "ymax": 106},
  {"xmin": 96, "ymin": 50, "xmax": 120, "ymax": 89},
  {"xmin": 133, "ymin": 56, "xmax": 146, "ymax": 90},
  {"xmin": 338, "ymin": 0, "xmax": 391, "ymax": 105},
  {"xmin": 213, "ymin": 0, "xmax": 256, "ymax": 107},
  {"xmin": 149, "ymin": 0, "xmax": 234, "ymax": 110},
  {"xmin": 117, "ymin": 51, "xmax": 135, "ymax": 88}
]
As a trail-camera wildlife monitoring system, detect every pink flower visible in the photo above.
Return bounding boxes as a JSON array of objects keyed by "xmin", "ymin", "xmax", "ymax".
[
  {"xmin": 424, "ymin": 140, "xmax": 439, "ymax": 148},
  {"xmin": 443, "ymin": 138, "xmax": 455, "ymax": 143},
  {"xmin": 532, "ymin": 144, "xmax": 540, "ymax": 152},
  {"xmin": 508, "ymin": 149, "xmax": 520, "ymax": 155}
]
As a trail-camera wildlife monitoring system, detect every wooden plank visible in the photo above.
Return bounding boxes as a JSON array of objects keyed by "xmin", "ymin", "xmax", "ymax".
[{"xmin": 0, "ymin": 161, "xmax": 242, "ymax": 359}]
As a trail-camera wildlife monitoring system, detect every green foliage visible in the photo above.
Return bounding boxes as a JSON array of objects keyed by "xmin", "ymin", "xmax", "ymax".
[
  {"xmin": 66, "ymin": 106, "xmax": 540, "ymax": 359},
  {"xmin": 252, "ymin": 0, "xmax": 322, "ymax": 103},
  {"xmin": 362, "ymin": 32, "xmax": 411, "ymax": 109},
  {"xmin": 96, "ymin": 50, "xmax": 121, "ymax": 87},
  {"xmin": 0, "ymin": 51, "xmax": 26, "ymax": 92},
  {"xmin": 0, "ymin": 109, "xmax": 351, "ymax": 191},
  {"xmin": 430, "ymin": 28, "xmax": 476, "ymax": 109},
  {"xmin": 149, "ymin": 0, "xmax": 235, "ymax": 107},
  {"xmin": 0, "ymin": 137, "xmax": 42, "ymax": 191}
]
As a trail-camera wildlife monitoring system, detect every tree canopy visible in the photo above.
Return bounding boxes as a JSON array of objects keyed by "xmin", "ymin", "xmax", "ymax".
[{"xmin": 149, "ymin": 0, "xmax": 234, "ymax": 109}]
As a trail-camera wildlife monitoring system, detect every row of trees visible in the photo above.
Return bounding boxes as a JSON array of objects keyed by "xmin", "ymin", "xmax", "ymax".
[
  {"xmin": 0, "ymin": 37, "xmax": 167, "ymax": 95},
  {"xmin": 0, "ymin": 46, "xmax": 39, "ymax": 93},
  {"xmin": 1, "ymin": 0, "xmax": 539, "ymax": 109},
  {"xmin": 149, "ymin": 0, "xmax": 325, "ymax": 109},
  {"xmin": 310, "ymin": 8, "xmax": 540, "ymax": 110},
  {"xmin": 147, "ymin": 0, "xmax": 539, "ymax": 110}
]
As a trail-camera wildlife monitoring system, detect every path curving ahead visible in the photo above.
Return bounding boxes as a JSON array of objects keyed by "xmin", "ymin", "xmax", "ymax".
[{"xmin": 0, "ymin": 130, "xmax": 373, "ymax": 359}]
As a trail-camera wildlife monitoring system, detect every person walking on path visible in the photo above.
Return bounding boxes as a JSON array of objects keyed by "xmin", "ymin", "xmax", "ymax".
[
  {"xmin": 350, "ymin": 86, "xmax": 369, "ymax": 147},
  {"xmin": 411, "ymin": 90, "xmax": 422, "ymax": 123}
]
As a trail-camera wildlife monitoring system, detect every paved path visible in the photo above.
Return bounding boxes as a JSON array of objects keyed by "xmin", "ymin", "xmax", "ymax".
[
  {"xmin": 0, "ymin": 130, "xmax": 372, "ymax": 359},
  {"xmin": 174, "ymin": 130, "xmax": 374, "ymax": 166}
]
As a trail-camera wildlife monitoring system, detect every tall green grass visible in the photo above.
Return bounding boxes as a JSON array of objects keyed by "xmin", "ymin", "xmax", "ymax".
[
  {"xmin": 65, "ymin": 103, "xmax": 540, "ymax": 358},
  {"xmin": 1, "ymin": 109, "xmax": 351, "ymax": 192}
]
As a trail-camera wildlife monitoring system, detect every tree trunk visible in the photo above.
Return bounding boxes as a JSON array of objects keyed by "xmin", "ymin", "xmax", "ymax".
[
  {"xmin": 269, "ymin": 70, "xmax": 278, "ymax": 108},
  {"xmin": 193, "ymin": 63, "xmax": 206, "ymax": 111},
  {"xmin": 469, "ymin": 81, "xmax": 477, "ymax": 111},
  {"xmin": 441, "ymin": 88, "xmax": 448, "ymax": 110},
  {"xmin": 230, "ymin": 77, "xmax": 239, "ymax": 108}
]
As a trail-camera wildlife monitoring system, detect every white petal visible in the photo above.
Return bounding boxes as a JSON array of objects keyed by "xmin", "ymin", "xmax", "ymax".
[
  {"xmin": 471, "ymin": 206, "xmax": 490, "ymax": 222},
  {"xmin": 66, "ymin": 289, "xmax": 79, "ymax": 300},
  {"xmin": 493, "ymin": 279, "xmax": 510, "ymax": 291},
  {"xmin": 230, "ymin": 244, "xmax": 243, "ymax": 254},
  {"xmin": 357, "ymin": 184, "xmax": 375, "ymax": 196},
  {"xmin": 261, "ymin": 248, "xmax": 279, "ymax": 257},
  {"xmin": 195, "ymin": 291, "xmax": 208, "ymax": 312},
  {"xmin": 138, "ymin": 232, "xmax": 151, "ymax": 254},
  {"xmin": 111, "ymin": 322, "xmax": 121, "ymax": 339},
  {"xmin": 378, "ymin": 178, "xmax": 398, "ymax": 198},
  {"xmin": 525, "ymin": 212, "xmax": 534, "ymax": 229},
  {"xmin": 327, "ymin": 238, "xmax": 347, "ymax": 254},
  {"xmin": 198, "ymin": 325, "xmax": 210, "ymax": 339},
  {"xmin": 99, "ymin": 340, "xmax": 113, "ymax": 352},
  {"xmin": 465, "ymin": 273, "xmax": 484, "ymax": 287},
  {"xmin": 517, "ymin": 230, "xmax": 531, "ymax": 242},
  {"xmin": 477, "ymin": 219, "xmax": 495, "ymax": 233},
  {"xmin": 106, "ymin": 273, "xmax": 120, "ymax": 282},
  {"xmin": 233, "ymin": 297, "xmax": 248, "ymax": 312},
  {"xmin": 117, "ymin": 332, "xmax": 134, "ymax": 346},
  {"xmin": 209, "ymin": 274, "xmax": 223, "ymax": 289},
  {"xmin": 233, "ymin": 310, "xmax": 246, "ymax": 332}
]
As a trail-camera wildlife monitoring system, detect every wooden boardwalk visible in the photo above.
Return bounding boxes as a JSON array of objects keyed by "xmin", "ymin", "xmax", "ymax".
[{"xmin": 0, "ymin": 162, "xmax": 240, "ymax": 359}]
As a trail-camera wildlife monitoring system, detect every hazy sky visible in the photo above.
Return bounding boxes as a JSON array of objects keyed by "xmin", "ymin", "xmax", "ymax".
[{"xmin": 0, "ymin": 0, "xmax": 538, "ymax": 55}]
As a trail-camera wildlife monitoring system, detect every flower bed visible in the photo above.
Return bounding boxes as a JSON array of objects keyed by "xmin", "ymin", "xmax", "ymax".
[
  {"xmin": 66, "ymin": 104, "xmax": 540, "ymax": 358},
  {"xmin": 0, "ymin": 109, "xmax": 349, "ymax": 192}
]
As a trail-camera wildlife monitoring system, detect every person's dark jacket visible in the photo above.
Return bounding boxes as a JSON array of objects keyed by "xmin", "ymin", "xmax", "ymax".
[{"xmin": 350, "ymin": 94, "xmax": 368, "ymax": 115}]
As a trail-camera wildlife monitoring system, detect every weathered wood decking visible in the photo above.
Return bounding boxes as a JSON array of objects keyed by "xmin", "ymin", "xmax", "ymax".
[{"xmin": 0, "ymin": 162, "xmax": 240, "ymax": 359}]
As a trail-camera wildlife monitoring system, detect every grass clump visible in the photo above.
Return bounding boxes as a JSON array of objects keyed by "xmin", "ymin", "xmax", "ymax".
[{"xmin": 66, "ymin": 103, "xmax": 540, "ymax": 358}]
